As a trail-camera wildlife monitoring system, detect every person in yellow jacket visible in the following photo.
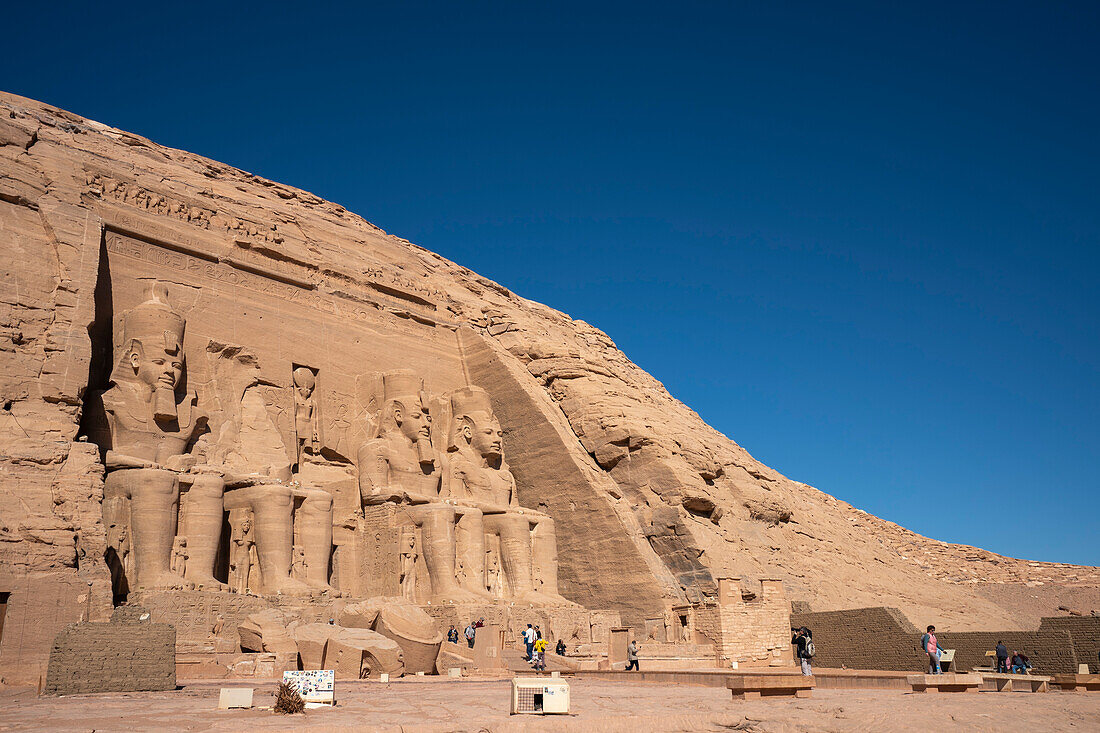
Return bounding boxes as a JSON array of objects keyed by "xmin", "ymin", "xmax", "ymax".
[{"xmin": 533, "ymin": 637, "xmax": 548, "ymax": 671}]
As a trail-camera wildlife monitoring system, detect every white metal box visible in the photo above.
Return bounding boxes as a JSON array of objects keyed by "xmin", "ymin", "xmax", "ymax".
[{"xmin": 511, "ymin": 678, "xmax": 570, "ymax": 714}]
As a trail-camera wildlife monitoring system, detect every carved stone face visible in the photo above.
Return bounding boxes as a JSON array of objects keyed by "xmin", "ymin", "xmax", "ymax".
[
  {"xmin": 293, "ymin": 367, "xmax": 315, "ymax": 399},
  {"xmin": 129, "ymin": 341, "xmax": 183, "ymax": 392},
  {"xmin": 466, "ymin": 410, "xmax": 503, "ymax": 459},
  {"xmin": 396, "ymin": 398, "xmax": 431, "ymax": 444}
]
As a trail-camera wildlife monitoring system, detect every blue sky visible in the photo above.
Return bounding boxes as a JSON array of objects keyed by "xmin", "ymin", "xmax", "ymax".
[{"xmin": 4, "ymin": 2, "xmax": 1097, "ymax": 564}]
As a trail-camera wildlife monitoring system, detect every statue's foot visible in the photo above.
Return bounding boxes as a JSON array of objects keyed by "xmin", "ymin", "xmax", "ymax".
[
  {"xmin": 514, "ymin": 590, "xmax": 577, "ymax": 607},
  {"xmin": 432, "ymin": 587, "xmax": 492, "ymax": 605},
  {"xmin": 264, "ymin": 576, "xmax": 313, "ymax": 596},
  {"xmin": 306, "ymin": 581, "xmax": 341, "ymax": 597},
  {"xmin": 134, "ymin": 572, "xmax": 193, "ymax": 591},
  {"xmin": 189, "ymin": 575, "xmax": 230, "ymax": 591}
]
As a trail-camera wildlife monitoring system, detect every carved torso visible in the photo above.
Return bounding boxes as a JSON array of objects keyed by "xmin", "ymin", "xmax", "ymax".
[
  {"xmin": 358, "ymin": 436, "xmax": 440, "ymax": 505},
  {"xmin": 100, "ymin": 382, "xmax": 200, "ymax": 464},
  {"xmin": 445, "ymin": 450, "xmax": 516, "ymax": 513}
]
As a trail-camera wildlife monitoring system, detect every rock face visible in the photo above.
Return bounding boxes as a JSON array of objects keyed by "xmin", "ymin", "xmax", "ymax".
[{"xmin": 1, "ymin": 90, "xmax": 1098, "ymax": 682}]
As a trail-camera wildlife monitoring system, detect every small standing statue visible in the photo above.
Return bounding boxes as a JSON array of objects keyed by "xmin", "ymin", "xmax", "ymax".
[
  {"xmin": 291, "ymin": 544, "xmax": 307, "ymax": 580},
  {"xmin": 293, "ymin": 367, "xmax": 320, "ymax": 469},
  {"xmin": 398, "ymin": 527, "xmax": 419, "ymax": 601},
  {"xmin": 170, "ymin": 536, "xmax": 188, "ymax": 578},
  {"xmin": 229, "ymin": 515, "xmax": 254, "ymax": 594}
]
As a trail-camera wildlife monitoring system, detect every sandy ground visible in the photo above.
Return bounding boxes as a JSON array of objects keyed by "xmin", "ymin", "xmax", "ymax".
[{"xmin": 1, "ymin": 678, "xmax": 1098, "ymax": 732}]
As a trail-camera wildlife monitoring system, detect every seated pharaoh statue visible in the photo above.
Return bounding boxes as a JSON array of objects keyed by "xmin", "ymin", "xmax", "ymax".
[
  {"xmin": 440, "ymin": 386, "xmax": 570, "ymax": 606},
  {"xmin": 357, "ymin": 371, "xmax": 487, "ymax": 604},
  {"xmin": 87, "ymin": 282, "xmax": 225, "ymax": 592}
]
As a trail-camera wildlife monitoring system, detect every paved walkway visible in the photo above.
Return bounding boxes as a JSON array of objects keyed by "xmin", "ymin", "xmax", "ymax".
[{"xmin": 2, "ymin": 677, "xmax": 1098, "ymax": 732}]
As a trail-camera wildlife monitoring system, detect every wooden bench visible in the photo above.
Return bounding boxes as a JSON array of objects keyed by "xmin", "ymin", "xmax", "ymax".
[
  {"xmin": 1053, "ymin": 674, "xmax": 1100, "ymax": 692},
  {"xmin": 980, "ymin": 673, "xmax": 1052, "ymax": 692},
  {"xmin": 906, "ymin": 673, "xmax": 982, "ymax": 693},
  {"xmin": 727, "ymin": 674, "xmax": 814, "ymax": 699}
]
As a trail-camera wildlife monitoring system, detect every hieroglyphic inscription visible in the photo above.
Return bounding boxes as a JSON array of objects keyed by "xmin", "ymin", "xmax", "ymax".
[
  {"xmin": 105, "ymin": 230, "xmax": 438, "ymax": 328},
  {"xmin": 91, "ymin": 174, "xmax": 446, "ymax": 307}
]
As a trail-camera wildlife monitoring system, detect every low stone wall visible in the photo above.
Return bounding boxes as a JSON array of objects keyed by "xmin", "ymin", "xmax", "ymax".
[
  {"xmin": 792, "ymin": 607, "xmax": 1091, "ymax": 675},
  {"xmin": 790, "ymin": 607, "xmax": 923, "ymax": 671},
  {"xmin": 44, "ymin": 610, "xmax": 176, "ymax": 694},
  {"xmin": 1040, "ymin": 616, "xmax": 1100, "ymax": 672}
]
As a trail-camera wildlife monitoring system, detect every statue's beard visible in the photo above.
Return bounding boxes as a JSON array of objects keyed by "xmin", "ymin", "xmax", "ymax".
[
  {"xmin": 153, "ymin": 385, "xmax": 178, "ymax": 422},
  {"xmin": 416, "ymin": 436, "xmax": 435, "ymax": 467}
]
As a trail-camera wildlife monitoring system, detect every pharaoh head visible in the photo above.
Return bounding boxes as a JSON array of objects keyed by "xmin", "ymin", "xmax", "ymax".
[
  {"xmin": 448, "ymin": 386, "xmax": 503, "ymax": 461},
  {"xmin": 293, "ymin": 367, "xmax": 316, "ymax": 399},
  {"xmin": 377, "ymin": 370, "xmax": 434, "ymax": 464},
  {"xmin": 114, "ymin": 281, "xmax": 186, "ymax": 422}
]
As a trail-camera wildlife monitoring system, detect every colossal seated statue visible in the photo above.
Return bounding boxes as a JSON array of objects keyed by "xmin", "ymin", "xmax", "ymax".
[
  {"xmin": 89, "ymin": 282, "xmax": 224, "ymax": 592},
  {"xmin": 440, "ymin": 386, "xmax": 568, "ymax": 605},
  {"xmin": 357, "ymin": 371, "xmax": 486, "ymax": 603}
]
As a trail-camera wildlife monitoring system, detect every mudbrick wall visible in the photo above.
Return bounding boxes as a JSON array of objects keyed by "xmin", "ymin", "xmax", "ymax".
[
  {"xmin": 792, "ymin": 607, "xmax": 1093, "ymax": 674},
  {"xmin": 44, "ymin": 610, "xmax": 176, "ymax": 694}
]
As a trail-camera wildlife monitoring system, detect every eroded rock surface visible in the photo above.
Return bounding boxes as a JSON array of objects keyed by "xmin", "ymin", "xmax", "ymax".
[{"xmin": 1, "ymin": 90, "xmax": 1098, "ymax": 682}]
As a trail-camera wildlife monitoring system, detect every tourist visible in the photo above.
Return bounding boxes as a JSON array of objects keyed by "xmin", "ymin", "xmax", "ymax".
[
  {"xmin": 995, "ymin": 640, "xmax": 1008, "ymax": 673},
  {"xmin": 475, "ymin": 617, "xmax": 485, "ymax": 629},
  {"xmin": 533, "ymin": 635, "xmax": 548, "ymax": 671},
  {"xmin": 535, "ymin": 624, "xmax": 543, "ymax": 640},
  {"xmin": 626, "ymin": 639, "xmax": 640, "ymax": 671},
  {"xmin": 556, "ymin": 639, "xmax": 567, "ymax": 656},
  {"xmin": 447, "ymin": 625, "xmax": 459, "ymax": 644},
  {"xmin": 792, "ymin": 627, "xmax": 814, "ymax": 676},
  {"xmin": 921, "ymin": 626, "xmax": 942, "ymax": 674},
  {"xmin": 464, "ymin": 621, "xmax": 476, "ymax": 649},
  {"xmin": 523, "ymin": 624, "xmax": 536, "ymax": 661},
  {"xmin": 1011, "ymin": 651, "xmax": 1032, "ymax": 674}
]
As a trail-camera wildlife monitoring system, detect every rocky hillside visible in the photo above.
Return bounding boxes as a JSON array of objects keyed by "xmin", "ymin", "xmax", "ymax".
[{"xmin": 2, "ymin": 90, "xmax": 1096, "ymax": 631}]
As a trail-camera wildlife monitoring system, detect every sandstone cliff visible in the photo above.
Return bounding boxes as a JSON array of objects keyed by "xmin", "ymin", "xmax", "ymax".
[{"xmin": 1, "ymin": 90, "xmax": 1096, "ymax": 653}]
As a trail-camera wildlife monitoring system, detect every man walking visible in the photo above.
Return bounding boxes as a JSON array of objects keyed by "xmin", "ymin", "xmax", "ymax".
[
  {"xmin": 921, "ymin": 625, "xmax": 942, "ymax": 674},
  {"xmin": 995, "ymin": 640, "xmax": 1008, "ymax": 673},
  {"xmin": 464, "ymin": 621, "xmax": 476, "ymax": 649},
  {"xmin": 523, "ymin": 623, "xmax": 536, "ymax": 661},
  {"xmin": 792, "ymin": 627, "xmax": 814, "ymax": 676},
  {"xmin": 626, "ymin": 639, "xmax": 640, "ymax": 671}
]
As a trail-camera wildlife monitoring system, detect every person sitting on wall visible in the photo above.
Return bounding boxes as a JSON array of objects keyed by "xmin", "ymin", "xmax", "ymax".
[{"xmin": 556, "ymin": 638, "xmax": 567, "ymax": 656}]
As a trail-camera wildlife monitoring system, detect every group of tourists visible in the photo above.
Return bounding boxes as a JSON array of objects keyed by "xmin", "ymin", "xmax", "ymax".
[
  {"xmin": 445, "ymin": 619, "xmax": 570, "ymax": 671},
  {"xmin": 446, "ymin": 618, "xmax": 485, "ymax": 649},
  {"xmin": 994, "ymin": 641, "xmax": 1033, "ymax": 674}
]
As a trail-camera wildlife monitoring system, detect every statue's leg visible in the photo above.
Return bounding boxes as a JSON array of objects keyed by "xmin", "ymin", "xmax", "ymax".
[
  {"xmin": 127, "ymin": 468, "xmax": 183, "ymax": 590},
  {"xmin": 248, "ymin": 485, "xmax": 309, "ymax": 595},
  {"xmin": 411, "ymin": 503, "xmax": 484, "ymax": 603},
  {"xmin": 299, "ymin": 490, "xmax": 334, "ymax": 589},
  {"xmin": 487, "ymin": 513, "xmax": 535, "ymax": 598},
  {"xmin": 455, "ymin": 507, "xmax": 489, "ymax": 596},
  {"xmin": 103, "ymin": 472, "xmax": 133, "ymax": 595},
  {"xmin": 531, "ymin": 517, "xmax": 562, "ymax": 597},
  {"xmin": 180, "ymin": 473, "xmax": 226, "ymax": 588}
]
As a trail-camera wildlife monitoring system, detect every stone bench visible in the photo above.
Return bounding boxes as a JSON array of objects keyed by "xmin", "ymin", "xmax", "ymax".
[
  {"xmin": 1053, "ymin": 674, "xmax": 1100, "ymax": 692},
  {"xmin": 906, "ymin": 673, "xmax": 982, "ymax": 693},
  {"xmin": 980, "ymin": 673, "xmax": 1052, "ymax": 692},
  {"xmin": 727, "ymin": 674, "xmax": 814, "ymax": 700}
]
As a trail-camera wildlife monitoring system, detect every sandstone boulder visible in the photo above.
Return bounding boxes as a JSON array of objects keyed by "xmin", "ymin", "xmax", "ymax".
[
  {"xmin": 325, "ymin": 628, "xmax": 404, "ymax": 679},
  {"xmin": 237, "ymin": 610, "xmax": 297, "ymax": 657}
]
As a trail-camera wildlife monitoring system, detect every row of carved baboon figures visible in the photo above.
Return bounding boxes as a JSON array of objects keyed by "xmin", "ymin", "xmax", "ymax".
[{"xmin": 93, "ymin": 282, "xmax": 566, "ymax": 606}]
